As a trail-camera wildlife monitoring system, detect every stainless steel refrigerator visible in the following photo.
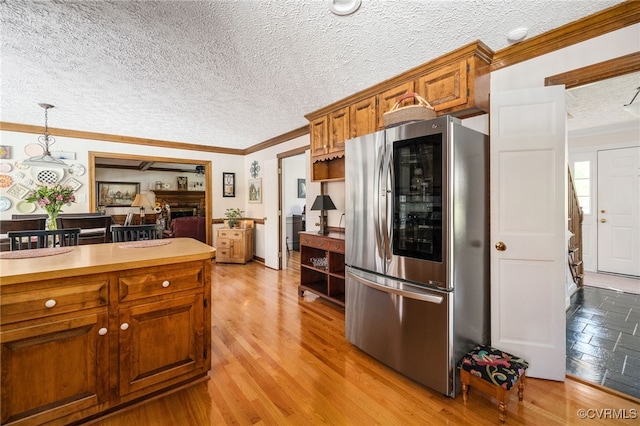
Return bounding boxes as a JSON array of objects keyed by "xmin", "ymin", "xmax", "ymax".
[{"xmin": 345, "ymin": 116, "xmax": 489, "ymax": 397}]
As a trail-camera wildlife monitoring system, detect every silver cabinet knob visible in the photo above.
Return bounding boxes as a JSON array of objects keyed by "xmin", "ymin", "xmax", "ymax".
[
  {"xmin": 120, "ymin": 323, "xmax": 129, "ymax": 331},
  {"xmin": 98, "ymin": 327, "xmax": 108, "ymax": 336},
  {"xmin": 44, "ymin": 299, "xmax": 57, "ymax": 308},
  {"xmin": 162, "ymin": 280, "xmax": 170, "ymax": 288}
]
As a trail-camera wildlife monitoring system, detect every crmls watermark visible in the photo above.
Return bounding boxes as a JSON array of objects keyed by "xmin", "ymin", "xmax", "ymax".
[{"xmin": 576, "ymin": 408, "xmax": 637, "ymax": 420}]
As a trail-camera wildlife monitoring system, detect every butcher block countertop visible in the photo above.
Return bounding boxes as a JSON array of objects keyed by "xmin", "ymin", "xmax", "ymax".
[{"xmin": 0, "ymin": 237, "xmax": 215, "ymax": 285}]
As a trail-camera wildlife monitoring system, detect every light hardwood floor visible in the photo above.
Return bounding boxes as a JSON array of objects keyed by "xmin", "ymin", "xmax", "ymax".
[{"xmin": 91, "ymin": 259, "xmax": 640, "ymax": 425}]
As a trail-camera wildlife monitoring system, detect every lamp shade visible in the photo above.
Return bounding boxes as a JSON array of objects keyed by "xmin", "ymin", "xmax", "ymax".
[
  {"xmin": 131, "ymin": 194, "xmax": 152, "ymax": 208},
  {"xmin": 310, "ymin": 195, "xmax": 336, "ymax": 211}
]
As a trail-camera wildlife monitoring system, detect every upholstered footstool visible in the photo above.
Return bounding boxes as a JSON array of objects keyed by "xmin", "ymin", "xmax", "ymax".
[{"xmin": 458, "ymin": 345, "xmax": 529, "ymax": 423}]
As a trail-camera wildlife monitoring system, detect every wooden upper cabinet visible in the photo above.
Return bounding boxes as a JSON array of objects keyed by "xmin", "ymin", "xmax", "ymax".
[
  {"xmin": 310, "ymin": 116, "xmax": 328, "ymax": 157},
  {"xmin": 306, "ymin": 41, "xmax": 493, "ymax": 182},
  {"xmin": 350, "ymin": 96, "xmax": 377, "ymax": 138},
  {"xmin": 415, "ymin": 60, "xmax": 468, "ymax": 112},
  {"xmin": 376, "ymin": 82, "xmax": 414, "ymax": 129},
  {"xmin": 329, "ymin": 107, "xmax": 350, "ymax": 154}
]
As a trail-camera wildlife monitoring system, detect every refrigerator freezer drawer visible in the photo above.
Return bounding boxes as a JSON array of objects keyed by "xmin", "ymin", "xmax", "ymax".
[{"xmin": 345, "ymin": 268, "xmax": 452, "ymax": 396}]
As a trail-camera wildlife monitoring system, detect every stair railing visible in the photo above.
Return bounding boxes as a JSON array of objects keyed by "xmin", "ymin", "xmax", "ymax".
[{"xmin": 567, "ymin": 166, "xmax": 584, "ymax": 287}]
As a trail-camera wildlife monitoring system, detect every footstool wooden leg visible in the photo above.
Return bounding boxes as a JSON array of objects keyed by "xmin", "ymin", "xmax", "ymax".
[
  {"xmin": 518, "ymin": 374, "xmax": 526, "ymax": 402},
  {"xmin": 461, "ymin": 382, "xmax": 469, "ymax": 403},
  {"xmin": 499, "ymin": 401, "xmax": 507, "ymax": 423}
]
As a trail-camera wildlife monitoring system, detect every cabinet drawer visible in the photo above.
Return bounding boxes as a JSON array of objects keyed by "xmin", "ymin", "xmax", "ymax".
[
  {"xmin": 1, "ymin": 275, "xmax": 109, "ymax": 324},
  {"xmin": 119, "ymin": 263, "xmax": 204, "ymax": 302},
  {"xmin": 217, "ymin": 230, "xmax": 244, "ymax": 240},
  {"xmin": 216, "ymin": 249, "xmax": 230, "ymax": 259},
  {"xmin": 217, "ymin": 238, "xmax": 231, "ymax": 249},
  {"xmin": 300, "ymin": 234, "xmax": 345, "ymax": 253}
]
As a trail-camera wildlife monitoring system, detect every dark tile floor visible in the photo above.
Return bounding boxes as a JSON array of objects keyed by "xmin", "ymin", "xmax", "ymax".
[{"xmin": 566, "ymin": 286, "xmax": 640, "ymax": 399}]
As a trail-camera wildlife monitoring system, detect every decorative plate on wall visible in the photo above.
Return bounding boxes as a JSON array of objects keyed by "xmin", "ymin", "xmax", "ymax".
[
  {"xmin": 0, "ymin": 163, "xmax": 12, "ymax": 172},
  {"xmin": 68, "ymin": 164, "xmax": 86, "ymax": 176},
  {"xmin": 36, "ymin": 169, "xmax": 62, "ymax": 184},
  {"xmin": 16, "ymin": 200, "xmax": 36, "ymax": 213},
  {"xmin": 6, "ymin": 184, "xmax": 30, "ymax": 199},
  {"xmin": 0, "ymin": 174, "xmax": 12, "ymax": 188},
  {"xmin": 0, "ymin": 196, "xmax": 11, "ymax": 211},
  {"xmin": 24, "ymin": 143, "xmax": 44, "ymax": 156},
  {"xmin": 250, "ymin": 160, "xmax": 260, "ymax": 178},
  {"xmin": 61, "ymin": 177, "xmax": 82, "ymax": 191}
]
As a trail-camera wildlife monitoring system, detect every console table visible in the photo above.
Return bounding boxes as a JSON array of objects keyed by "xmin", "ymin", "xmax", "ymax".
[{"xmin": 298, "ymin": 231, "xmax": 345, "ymax": 307}]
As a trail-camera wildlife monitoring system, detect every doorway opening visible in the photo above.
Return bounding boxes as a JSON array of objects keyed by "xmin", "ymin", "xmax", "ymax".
[{"xmin": 89, "ymin": 151, "xmax": 212, "ymax": 244}]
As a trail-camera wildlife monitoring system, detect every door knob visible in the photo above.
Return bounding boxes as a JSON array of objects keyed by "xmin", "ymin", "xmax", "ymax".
[
  {"xmin": 600, "ymin": 218, "xmax": 607, "ymax": 223},
  {"xmin": 495, "ymin": 241, "xmax": 507, "ymax": 251}
]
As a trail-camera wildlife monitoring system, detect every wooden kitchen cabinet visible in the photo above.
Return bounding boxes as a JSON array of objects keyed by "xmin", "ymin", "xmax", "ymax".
[
  {"xmin": 310, "ymin": 115, "xmax": 328, "ymax": 158},
  {"xmin": 306, "ymin": 41, "xmax": 493, "ymax": 182},
  {"xmin": 0, "ymin": 239, "xmax": 214, "ymax": 425},
  {"xmin": 376, "ymin": 82, "xmax": 415, "ymax": 129},
  {"xmin": 216, "ymin": 227, "xmax": 253, "ymax": 264},
  {"xmin": 0, "ymin": 274, "xmax": 111, "ymax": 425},
  {"xmin": 117, "ymin": 261, "xmax": 207, "ymax": 400},
  {"xmin": 415, "ymin": 55, "xmax": 489, "ymax": 117},
  {"xmin": 350, "ymin": 95, "xmax": 378, "ymax": 139},
  {"xmin": 299, "ymin": 232, "xmax": 345, "ymax": 307}
]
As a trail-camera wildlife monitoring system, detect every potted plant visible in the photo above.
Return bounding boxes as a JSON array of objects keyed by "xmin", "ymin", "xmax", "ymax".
[{"xmin": 224, "ymin": 208, "xmax": 244, "ymax": 228}]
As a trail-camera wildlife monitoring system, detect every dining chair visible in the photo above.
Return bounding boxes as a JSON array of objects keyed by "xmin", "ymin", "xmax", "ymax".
[
  {"xmin": 111, "ymin": 224, "xmax": 163, "ymax": 242},
  {"xmin": 8, "ymin": 228, "xmax": 81, "ymax": 251},
  {"xmin": 56, "ymin": 215, "xmax": 114, "ymax": 244},
  {"xmin": 0, "ymin": 218, "xmax": 47, "ymax": 251}
]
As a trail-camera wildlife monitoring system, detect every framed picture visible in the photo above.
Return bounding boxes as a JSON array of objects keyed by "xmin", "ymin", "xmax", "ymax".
[
  {"xmin": 248, "ymin": 178, "xmax": 262, "ymax": 204},
  {"xmin": 223, "ymin": 172, "xmax": 235, "ymax": 197},
  {"xmin": 97, "ymin": 181, "xmax": 139, "ymax": 207},
  {"xmin": 177, "ymin": 176, "xmax": 188, "ymax": 190},
  {"xmin": 0, "ymin": 145, "xmax": 11, "ymax": 159},
  {"xmin": 297, "ymin": 179, "xmax": 306, "ymax": 198},
  {"xmin": 50, "ymin": 151, "xmax": 76, "ymax": 160}
]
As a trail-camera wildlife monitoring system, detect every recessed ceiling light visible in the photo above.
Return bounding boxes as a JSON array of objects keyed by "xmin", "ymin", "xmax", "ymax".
[
  {"xmin": 507, "ymin": 27, "xmax": 528, "ymax": 43},
  {"xmin": 328, "ymin": 0, "xmax": 361, "ymax": 16}
]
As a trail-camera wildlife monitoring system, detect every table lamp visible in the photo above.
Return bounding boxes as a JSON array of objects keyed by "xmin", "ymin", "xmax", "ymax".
[
  {"xmin": 131, "ymin": 194, "xmax": 152, "ymax": 224},
  {"xmin": 310, "ymin": 195, "xmax": 336, "ymax": 235}
]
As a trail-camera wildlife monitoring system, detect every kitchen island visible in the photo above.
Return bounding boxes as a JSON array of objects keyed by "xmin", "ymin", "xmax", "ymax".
[{"xmin": 0, "ymin": 238, "xmax": 215, "ymax": 425}]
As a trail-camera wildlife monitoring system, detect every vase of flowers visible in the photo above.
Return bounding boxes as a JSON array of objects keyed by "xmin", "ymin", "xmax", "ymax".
[{"xmin": 25, "ymin": 183, "xmax": 76, "ymax": 230}]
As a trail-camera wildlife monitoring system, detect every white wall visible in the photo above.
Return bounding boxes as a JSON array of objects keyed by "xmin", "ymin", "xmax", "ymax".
[{"xmin": 0, "ymin": 130, "xmax": 245, "ymax": 220}]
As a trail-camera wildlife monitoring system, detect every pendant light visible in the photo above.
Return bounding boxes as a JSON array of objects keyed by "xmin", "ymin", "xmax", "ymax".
[{"xmin": 23, "ymin": 103, "xmax": 68, "ymax": 168}]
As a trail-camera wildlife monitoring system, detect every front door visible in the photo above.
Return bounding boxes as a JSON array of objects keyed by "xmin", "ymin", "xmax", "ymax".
[
  {"xmin": 490, "ymin": 86, "xmax": 567, "ymax": 381},
  {"xmin": 597, "ymin": 146, "xmax": 640, "ymax": 276}
]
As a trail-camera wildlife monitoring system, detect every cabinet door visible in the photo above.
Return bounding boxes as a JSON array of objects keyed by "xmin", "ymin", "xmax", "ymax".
[
  {"xmin": 118, "ymin": 294, "xmax": 205, "ymax": 398},
  {"xmin": 350, "ymin": 96, "xmax": 377, "ymax": 138},
  {"xmin": 376, "ymin": 81, "xmax": 414, "ymax": 129},
  {"xmin": 329, "ymin": 107, "xmax": 350, "ymax": 154},
  {"xmin": 415, "ymin": 59, "xmax": 468, "ymax": 112},
  {"xmin": 310, "ymin": 116, "xmax": 328, "ymax": 157},
  {"xmin": 1, "ymin": 312, "xmax": 109, "ymax": 425}
]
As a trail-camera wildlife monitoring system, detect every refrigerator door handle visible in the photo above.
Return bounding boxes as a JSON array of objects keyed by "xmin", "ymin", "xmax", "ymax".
[
  {"xmin": 382, "ymin": 146, "xmax": 393, "ymax": 260},
  {"xmin": 373, "ymin": 143, "xmax": 385, "ymax": 258},
  {"xmin": 348, "ymin": 271, "xmax": 444, "ymax": 304}
]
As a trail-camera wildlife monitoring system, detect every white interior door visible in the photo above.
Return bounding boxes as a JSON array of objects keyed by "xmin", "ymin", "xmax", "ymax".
[
  {"xmin": 597, "ymin": 146, "xmax": 640, "ymax": 276},
  {"xmin": 490, "ymin": 86, "xmax": 567, "ymax": 381}
]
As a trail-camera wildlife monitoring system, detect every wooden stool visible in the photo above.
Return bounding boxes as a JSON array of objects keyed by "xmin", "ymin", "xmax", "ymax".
[{"xmin": 458, "ymin": 345, "xmax": 529, "ymax": 423}]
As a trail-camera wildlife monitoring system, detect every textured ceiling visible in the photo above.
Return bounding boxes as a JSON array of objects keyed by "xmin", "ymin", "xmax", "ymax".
[{"xmin": 0, "ymin": 0, "xmax": 633, "ymax": 151}]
